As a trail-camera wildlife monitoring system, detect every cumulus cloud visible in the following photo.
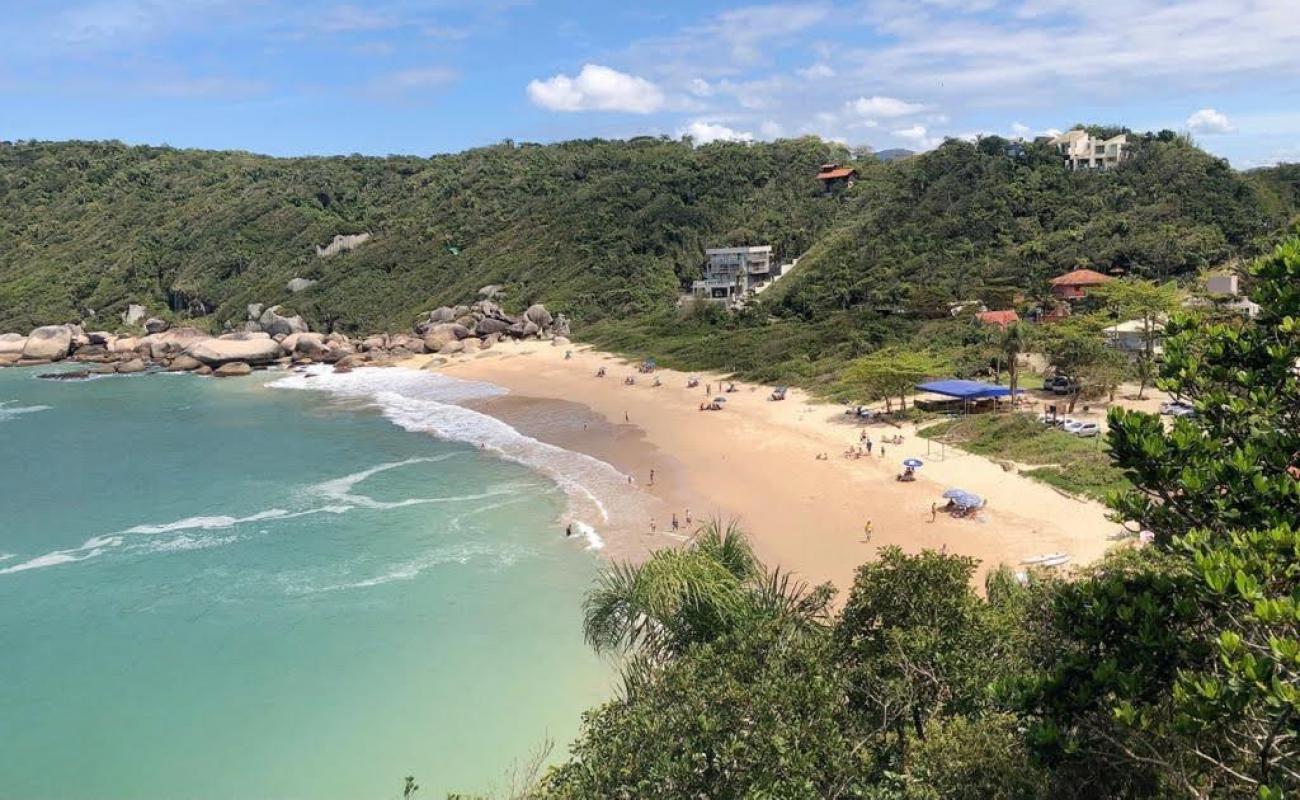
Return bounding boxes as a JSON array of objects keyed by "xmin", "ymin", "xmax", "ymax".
[
  {"xmin": 681, "ymin": 120, "xmax": 755, "ymax": 144},
  {"xmin": 1187, "ymin": 108, "xmax": 1234, "ymax": 135},
  {"xmin": 1010, "ymin": 121, "xmax": 1031, "ymax": 137},
  {"xmin": 845, "ymin": 95, "xmax": 925, "ymax": 119},
  {"xmin": 527, "ymin": 64, "xmax": 664, "ymax": 113},
  {"xmin": 893, "ymin": 123, "xmax": 943, "ymax": 149}
]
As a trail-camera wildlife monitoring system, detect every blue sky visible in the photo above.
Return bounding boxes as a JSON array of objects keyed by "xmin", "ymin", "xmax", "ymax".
[{"xmin": 2, "ymin": 0, "xmax": 1298, "ymax": 166}]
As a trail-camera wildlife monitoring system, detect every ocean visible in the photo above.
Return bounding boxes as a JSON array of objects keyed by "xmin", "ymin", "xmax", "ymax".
[{"xmin": 0, "ymin": 364, "xmax": 615, "ymax": 799}]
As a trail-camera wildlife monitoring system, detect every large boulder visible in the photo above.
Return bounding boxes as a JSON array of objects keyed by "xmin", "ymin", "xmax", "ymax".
[
  {"xmin": 116, "ymin": 358, "xmax": 147, "ymax": 374},
  {"xmin": 186, "ymin": 337, "xmax": 285, "ymax": 366},
  {"xmin": 552, "ymin": 313, "xmax": 572, "ymax": 337},
  {"xmin": 111, "ymin": 336, "xmax": 141, "ymax": 354},
  {"xmin": 86, "ymin": 331, "xmax": 114, "ymax": 346},
  {"xmin": 423, "ymin": 323, "xmax": 469, "ymax": 352},
  {"xmin": 524, "ymin": 304, "xmax": 553, "ymax": 329},
  {"xmin": 144, "ymin": 327, "xmax": 207, "ymax": 361},
  {"xmin": 213, "ymin": 362, "xmax": 253, "ymax": 377},
  {"xmin": 165, "ymin": 355, "xmax": 203, "ymax": 372},
  {"xmin": 0, "ymin": 333, "xmax": 26, "ymax": 355},
  {"xmin": 22, "ymin": 326, "xmax": 73, "ymax": 361},
  {"xmin": 475, "ymin": 317, "xmax": 512, "ymax": 337},
  {"xmin": 292, "ymin": 333, "xmax": 329, "ymax": 361},
  {"xmin": 286, "ymin": 277, "xmax": 317, "ymax": 293},
  {"xmin": 247, "ymin": 303, "xmax": 264, "ymax": 321},
  {"xmin": 361, "ymin": 335, "xmax": 388, "ymax": 352},
  {"xmin": 478, "ymin": 284, "xmax": 504, "ymax": 300},
  {"xmin": 144, "ymin": 318, "xmax": 170, "ymax": 334},
  {"xmin": 460, "ymin": 337, "xmax": 480, "ymax": 354},
  {"xmin": 258, "ymin": 306, "xmax": 308, "ymax": 338},
  {"xmin": 219, "ymin": 331, "xmax": 271, "ymax": 341},
  {"xmin": 429, "ymin": 306, "xmax": 458, "ymax": 323},
  {"xmin": 439, "ymin": 339, "xmax": 465, "ymax": 355},
  {"xmin": 552, "ymin": 336, "xmax": 571, "ymax": 347}
]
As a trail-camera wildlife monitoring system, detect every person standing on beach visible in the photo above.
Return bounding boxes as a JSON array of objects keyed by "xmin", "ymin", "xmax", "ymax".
[
  {"xmin": 624, "ymin": 411, "xmax": 629, "ymax": 423},
  {"xmin": 866, "ymin": 438, "xmax": 873, "ymax": 455},
  {"xmin": 566, "ymin": 523, "xmax": 573, "ymax": 537},
  {"xmin": 671, "ymin": 513, "xmax": 679, "ymax": 532},
  {"xmin": 685, "ymin": 509, "xmax": 692, "ymax": 525},
  {"xmin": 649, "ymin": 469, "xmax": 655, "ymax": 486},
  {"xmin": 862, "ymin": 520, "xmax": 873, "ymax": 542},
  {"xmin": 650, "ymin": 518, "xmax": 657, "ymax": 534},
  {"xmin": 930, "ymin": 502, "xmax": 937, "ymax": 523}
]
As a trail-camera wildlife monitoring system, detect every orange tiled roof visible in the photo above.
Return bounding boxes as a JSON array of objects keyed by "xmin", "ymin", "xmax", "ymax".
[
  {"xmin": 816, "ymin": 167, "xmax": 857, "ymax": 180},
  {"xmin": 977, "ymin": 309, "xmax": 1020, "ymax": 327},
  {"xmin": 1049, "ymin": 269, "xmax": 1112, "ymax": 286}
]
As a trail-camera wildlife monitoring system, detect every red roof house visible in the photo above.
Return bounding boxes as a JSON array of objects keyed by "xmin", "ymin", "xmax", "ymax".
[
  {"xmin": 976, "ymin": 309, "xmax": 1020, "ymax": 328},
  {"xmin": 1049, "ymin": 269, "xmax": 1111, "ymax": 300},
  {"xmin": 816, "ymin": 163, "xmax": 857, "ymax": 192}
]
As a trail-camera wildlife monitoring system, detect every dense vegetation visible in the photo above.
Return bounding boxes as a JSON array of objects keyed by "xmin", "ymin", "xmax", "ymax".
[
  {"xmin": 3, "ymin": 133, "xmax": 1296, "ymax": 392},
  {"xmin": 513, "ymin": 233, "xmax": 1300, "ymax": 799},
  {"xmin": 0, "ymin": 136, "xmax": 847, "ymax": 333}
]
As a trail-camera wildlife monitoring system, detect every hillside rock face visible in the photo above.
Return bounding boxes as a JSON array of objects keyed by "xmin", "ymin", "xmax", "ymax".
[
  {"xmin": 22, "ymin": 326, "xmax": 74, "ymax": 361},
  {"xmin": 315, "ymin": 233, "xmax": 371, "ymax": 258},
  {"xmin": 144, "ymin": 318, "xmax": 170, "ymax": 334},
  {"xmin": 122, "ymin": 304, "xmax": 147, "ymax": 326}
]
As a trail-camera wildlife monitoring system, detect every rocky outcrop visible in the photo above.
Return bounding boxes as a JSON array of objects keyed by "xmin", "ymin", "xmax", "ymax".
[
  {"xmin": 165, "ymin": 355, "xmax": 203, "ymax": 372},
  {"xmin": 186, "ymin": 337, "xmax": 285, "ymax": 366},
  {"xmin": 478, "ymin": 284, "xmax": 504, "ymax": 300},
  {"xmin": 474, "ymin": 317, "xmax": 511, "ymax": 337},
  {"xmin": 144, "ymin": 318, "xmax": 170, "ymax": 334},
  {"xmin": 258, "ymin": 306, "xmax": 308, "ymax": 338},
  {"xmin": 143, "ymin": 327, "xmax": 208, "ymax": 361},
  {"xmin": 524, "ymin": 304, "xmax": 553, "ymax": 329},
  {"xmin": 286, "ymin": 277, "xmax": 317, "ymax": 293},
  {"xmin": 122, "ymin": 304, "xmax": 147, "ymax": 326},
  {"xmin": 22, "ymin": 326, "xmax": 74, "ymax": 361},
  {"xmin": 116, "ymin": 358, "xmax": 147, "ymax": 374},
  {"xmin": 315, "ymin": 233, "xmax": 371, "ymax": 258},
  {"xmin": 213, "ymin": 362, "xmax": 252, "ymax": 377}
]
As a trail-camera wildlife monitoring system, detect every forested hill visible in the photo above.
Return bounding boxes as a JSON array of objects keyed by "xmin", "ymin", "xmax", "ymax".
[
  {"xmin": 0, "ymin": 137, "xmax": 847, "ymax": 332},
  {"xmin": 767, "ymin": 132, "xmax": 1296, "ymax": 318},
  {"xmin": 0, "ymin": 134, "xmax": 1295, "ymax": 334}
]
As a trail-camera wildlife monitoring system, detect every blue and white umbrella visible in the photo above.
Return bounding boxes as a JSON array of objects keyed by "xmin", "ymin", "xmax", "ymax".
[
  {"xmin": 954, "ymin": 492, "xmax": 984, "ymax": 509},
  {"xmin": 942, "ymin": 488, "xmax": 969, "ymax": 499},
  {"xmin": 902, "ymin": 458, "xmax": 924, "ymax": 469}
]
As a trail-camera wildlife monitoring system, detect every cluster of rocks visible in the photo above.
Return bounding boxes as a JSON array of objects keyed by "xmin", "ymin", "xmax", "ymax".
[
  {"xmin": 410, "ymin": 286, "xmax": 570, "ymax": 358},
  {"xmin": 0, "ymin": 288, "xmax": 570, "ymax": 378}
]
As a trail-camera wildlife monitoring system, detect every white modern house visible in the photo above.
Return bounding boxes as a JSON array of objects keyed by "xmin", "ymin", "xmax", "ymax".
[
  {"xmin": 1050, "ymin": 130, "xmax": 1130, "ymax": 171},
  {"xmin": 1105, "ymin": 319, "xmax": 1164, "ymax": 355},
  {"xmin": 692, "ymin": 246, "xmax": 777, "ymax": 302}
]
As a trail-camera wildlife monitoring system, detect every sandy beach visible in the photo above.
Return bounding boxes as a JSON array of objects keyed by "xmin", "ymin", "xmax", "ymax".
[{"xmin": 408, "ymin": 340, "xmax": 1119, "ymax": 591}]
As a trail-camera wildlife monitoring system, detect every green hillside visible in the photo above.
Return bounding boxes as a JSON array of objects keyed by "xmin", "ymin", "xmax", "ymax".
[
  {"xmin": 0, "ymin": 136, "xmax": 849, "ymax": 333},
  {"xmin": 1, "ymin": 133, "xmax": 1295, "ymax": 356}
]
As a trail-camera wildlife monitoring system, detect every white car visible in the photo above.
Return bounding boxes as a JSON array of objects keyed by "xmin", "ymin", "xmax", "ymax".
[
  {"xmin": 1067, "ymin": 421, "xmax": 1100, "ymax": 437},
  {"xmin": 1159, "ymin": 400, "xmax": 1195, "ymax": 417}
]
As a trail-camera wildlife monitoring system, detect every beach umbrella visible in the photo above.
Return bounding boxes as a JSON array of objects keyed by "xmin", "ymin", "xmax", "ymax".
[
  {"xmin": 955, "ymin": 493, "xmax": 984, "ymax": 508},
  {"xmin": 942, "ymin": 488, "xmax": 968, "ymax": 499},
  {"xmin": 902, "ymin": 458, "xmax": 924, "ymax": 469}
]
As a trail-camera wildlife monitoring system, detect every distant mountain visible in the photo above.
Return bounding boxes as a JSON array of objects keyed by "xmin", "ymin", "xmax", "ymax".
[{"xmin": 873, "ymin": 148, "xmax": 916, "ymax": 162}]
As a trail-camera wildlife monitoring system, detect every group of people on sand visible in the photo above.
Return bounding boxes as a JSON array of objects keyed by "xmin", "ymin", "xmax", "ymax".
[{"xmin": 649, "ymin": 508, "xmax": 692, "ymax": 535}]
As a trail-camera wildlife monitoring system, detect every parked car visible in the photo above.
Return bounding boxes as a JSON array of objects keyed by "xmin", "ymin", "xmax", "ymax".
[
  {"xmin": 1069, "ymin": 421, "xmax": 1101, "ymax": 437},
  {"xmin": 1159, "ymin": 400, "xmax": 1196, "ymax": 417},
  {"xmin": 1044, "ymin": 375, "xmax": 1077, "ymax": 395}
]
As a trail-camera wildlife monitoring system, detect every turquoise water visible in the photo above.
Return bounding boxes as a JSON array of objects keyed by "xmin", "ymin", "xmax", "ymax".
[{"xmin": 0, "ymin": 366, "xmax": 612, "ymax": 799}]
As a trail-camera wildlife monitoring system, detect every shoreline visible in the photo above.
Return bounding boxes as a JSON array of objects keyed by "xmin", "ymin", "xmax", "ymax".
[{"xmin": 407, "ymin": 340, "xmax": 1119, "ymax": 591}]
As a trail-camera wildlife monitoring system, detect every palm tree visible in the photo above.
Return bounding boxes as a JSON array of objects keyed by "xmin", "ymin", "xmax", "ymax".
[
  {"xmin": 582, "ymin": 520, "xmax": 830, "ymax": 663},
  {"xmin": 1000, "ymin": 322, "xmax": 1029, "ymax": 404}
]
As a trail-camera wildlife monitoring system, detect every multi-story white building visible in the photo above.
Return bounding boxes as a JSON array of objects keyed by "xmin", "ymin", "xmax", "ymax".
[
  {"xmin": 1049, "ymin": 130, "xmax": 1130, "ymax": 171},
  {"xmin": 692, "ymin": 246, "xmax": 776, "ymax": 302}
]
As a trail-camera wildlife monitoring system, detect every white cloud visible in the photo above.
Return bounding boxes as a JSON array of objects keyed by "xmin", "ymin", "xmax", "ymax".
[
  {"xmin": 760, "ymin": 120, "xmax": 784, "ymax": 138},
  {"xmin": 689, "ymin": 78, "xmax": 713, "ymax": 97},
  {"xmin": 527, "ymin": 64, "xmax": 665, "ymax": 113},
  {"xmin": 1010, "ymin": 121, "xmax": 1031, "ymax": 136},
  {"xmin": 681, "ymin": 120, "xmax": 755, "ymax": 144},
  {"xmin": 1187, "ymin": 108, "xmax": 1234, "ymax": 135},
  {"xmin": 845, "ymin": 95, "xmax": 925, "ymax": 118},
  {"xmin": 316, "ymin": 4, "xmax": 395, "ymax": 33},
  {"xmin": 371, "ymin": 67, "xmax": 459, "ymax": 94},
  {"xmin": 709, "ymin": 3, "xmax": 831, "ymax": 63},
  {"xmin": 893, "ymin": 123, "xmax": 943, "ymax": 149},
  {"xmin": 798, "ymin": 63, "xmax": 836, "ymax": 79}
]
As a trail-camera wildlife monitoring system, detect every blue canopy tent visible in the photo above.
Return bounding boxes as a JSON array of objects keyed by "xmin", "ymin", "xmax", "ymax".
[{"xmin": 915, "ymin": 379, "xmax": 1025, "ymax": 400}]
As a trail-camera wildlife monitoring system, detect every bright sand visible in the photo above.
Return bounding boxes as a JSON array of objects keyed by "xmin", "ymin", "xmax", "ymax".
[{"xmin": 413, "ymin": 340, "xmax": 1119, "ymax": 590}]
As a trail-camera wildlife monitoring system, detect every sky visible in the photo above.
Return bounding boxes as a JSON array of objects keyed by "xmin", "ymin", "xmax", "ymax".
[{"xmin": 2, "ymin": 0, "xmax": 1299, "ymax": 167}]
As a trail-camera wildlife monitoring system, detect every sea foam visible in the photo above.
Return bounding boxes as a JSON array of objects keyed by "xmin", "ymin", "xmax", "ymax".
[
  {"xmin": 269, "ymin": 366, "xmax": 641, "ymax": 532},
  {"xmin": 0, "ymin": 400, "xmax": 52, "ymax": 423}
]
